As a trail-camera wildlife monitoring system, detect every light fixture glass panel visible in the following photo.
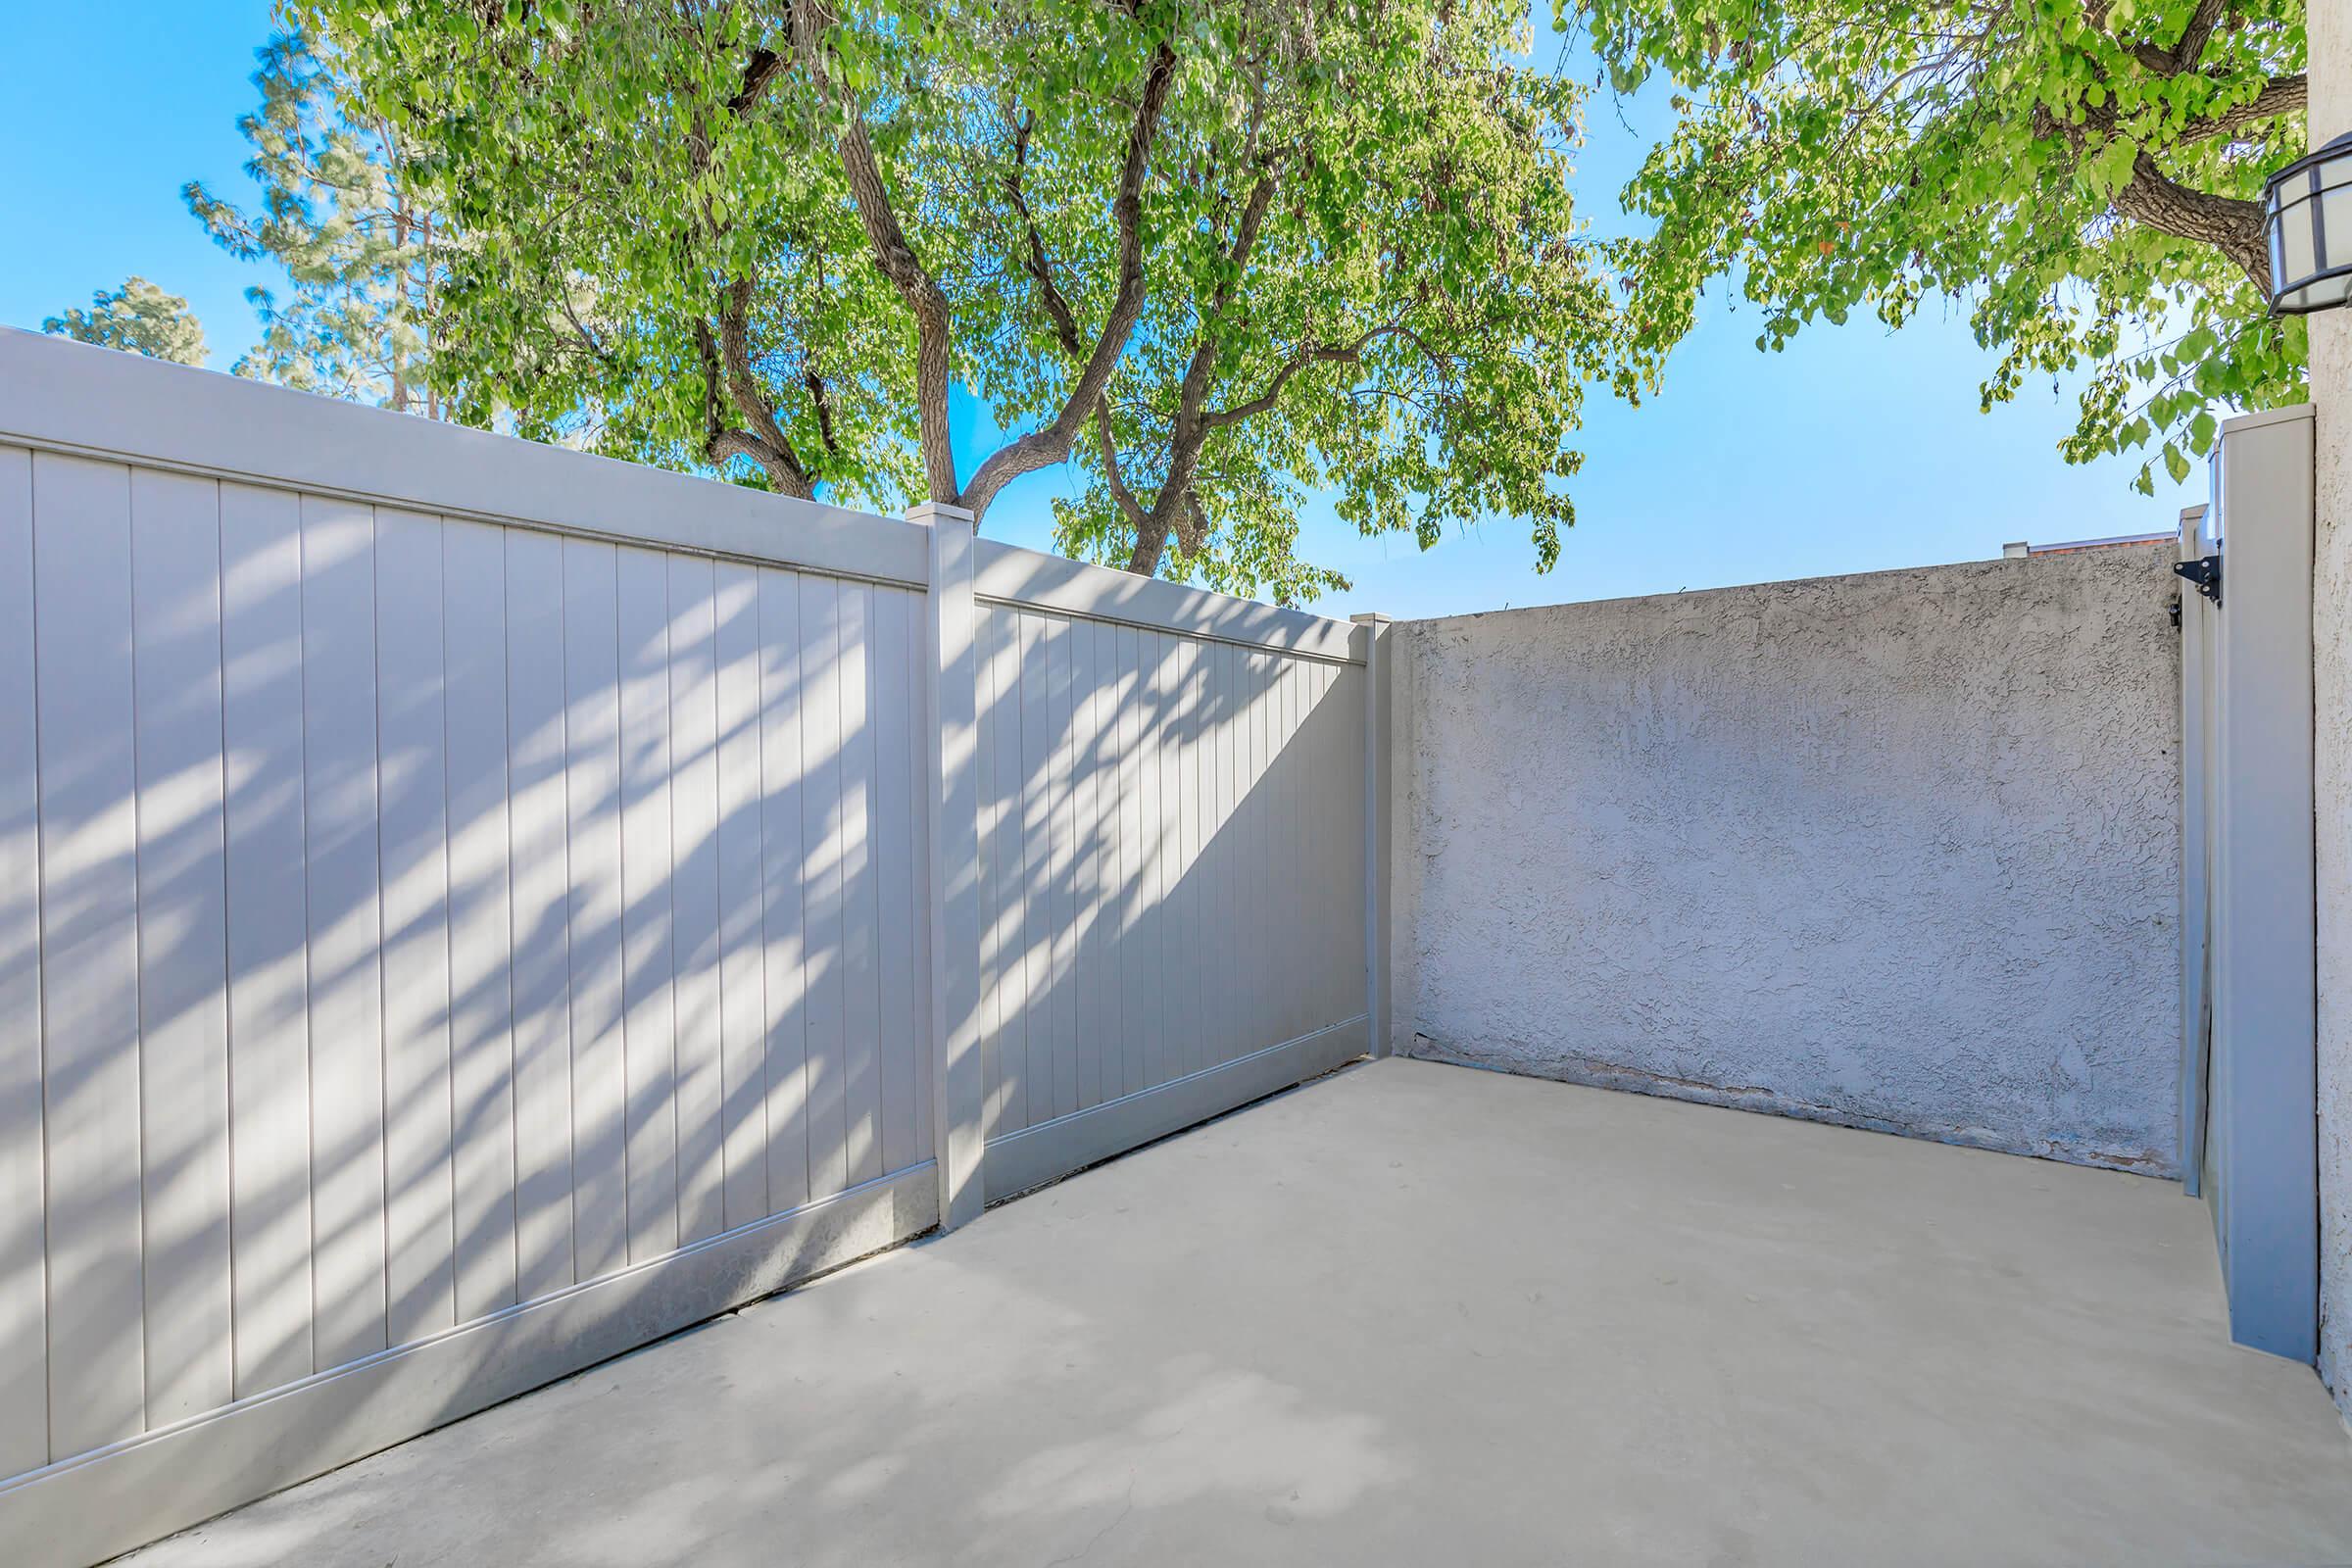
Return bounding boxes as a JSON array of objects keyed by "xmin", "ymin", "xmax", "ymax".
[
  {"xmin": 2319, "ymin": 185, "xmax": 2352, "ymax": 269},
  {"xmin": 2279, "ymin": 194, "xmax": 2319, "ymax": 284}
]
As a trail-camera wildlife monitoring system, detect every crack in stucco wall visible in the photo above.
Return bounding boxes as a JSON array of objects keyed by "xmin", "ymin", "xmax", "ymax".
[{"xmin": 1392, "ymin": 548, "xmax": 2183, "ymax": 1176}]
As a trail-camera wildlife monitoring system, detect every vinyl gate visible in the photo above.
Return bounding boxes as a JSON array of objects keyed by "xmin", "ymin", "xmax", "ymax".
[
  {"xmin": 2176, "ymin": 402, "xmax": 2318, "ymax": 1364},
  {"xmin": 0, "ymin": 328, "xmax": 1386, "ymax": 1567}
]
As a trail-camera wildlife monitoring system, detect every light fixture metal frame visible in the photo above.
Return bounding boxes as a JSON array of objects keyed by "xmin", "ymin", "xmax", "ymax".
[{"xmin": 2263, "ymin": 133, "xmax": 2352, "ymax": 317}]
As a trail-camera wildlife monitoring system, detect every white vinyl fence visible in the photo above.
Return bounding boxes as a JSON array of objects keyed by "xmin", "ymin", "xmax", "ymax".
[
  {"xmin": 2175, "ymin": 405, "xmax": 2319, "ymax": 1365},
  {"xmin": 0, "ymin": 328, "xmax": 1382, "ymax": 1568}
]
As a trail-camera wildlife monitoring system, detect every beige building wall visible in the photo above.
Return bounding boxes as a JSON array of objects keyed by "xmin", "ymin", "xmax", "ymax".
[{"xmin": 2308, "ymin": 0, "xmax": 2351, "ymax": 1423}]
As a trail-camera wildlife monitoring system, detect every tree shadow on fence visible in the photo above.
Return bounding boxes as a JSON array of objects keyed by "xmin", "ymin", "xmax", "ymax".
[{"xmin": 3, "ymin": 446, "xmax": 1366, "ymax": 1564}]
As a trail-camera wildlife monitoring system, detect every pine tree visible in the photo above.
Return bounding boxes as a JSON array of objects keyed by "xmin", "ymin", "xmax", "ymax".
[
  {"xmin": 185, "ymin": 31, "xmax": 449, "ymax": 416},
  {"xmin": 42, "ymin": 276, "xmax": 208, "ymax": 366}
]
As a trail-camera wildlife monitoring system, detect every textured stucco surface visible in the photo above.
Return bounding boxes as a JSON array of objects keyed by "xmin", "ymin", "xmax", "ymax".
[
  {"xmin": 1390, "ymin": 547, "xmax": 2183, "ymax": 1173},
  {"xmin": 2308, "ymin": 0, "xmax": 2352, "ymax": 1424}
]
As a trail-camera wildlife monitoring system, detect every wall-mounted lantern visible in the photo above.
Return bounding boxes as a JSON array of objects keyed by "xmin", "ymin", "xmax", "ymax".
[{"xmin": 2264, "ymin": 134, "xmax": 2352, "ymax": 316}]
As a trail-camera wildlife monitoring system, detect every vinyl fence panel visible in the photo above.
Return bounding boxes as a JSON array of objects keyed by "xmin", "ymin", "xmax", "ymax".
[{"xmin": 0, "ymin": 329, "xmax": 1372, "ymax": 1568}]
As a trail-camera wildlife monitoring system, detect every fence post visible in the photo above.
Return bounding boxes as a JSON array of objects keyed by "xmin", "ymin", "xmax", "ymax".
[
  {"xmin": 2203, "ymin": 406, "xmax": 2317, "ymax": 1361},
  {"xmin": 1351, "ymin": 612, "xmax": 1395, "ymax": 1057},
  {"xmin": 2176, "ymin": 502, "xmax": 2211, "ymax": 1200},
  {"xmin": 913, "ymin": 503, "xmax": 985, "ymax": 1230}
]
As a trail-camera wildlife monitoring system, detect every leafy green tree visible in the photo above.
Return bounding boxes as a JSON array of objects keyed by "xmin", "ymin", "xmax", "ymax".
[
  {"xmin": 186, "ymin": 31, "xmax": 451, "ymax": 416},
  {"xmin": 41, "ymin": 276, "xmax": 208, "ymax": 366},
  {"xmin": 1569, "ymin": 0, "xmax": 2307, "ymax": 492},
  {"xmin": 295, "ymin": 0, "xmax": 1631, "ymax": 601}
]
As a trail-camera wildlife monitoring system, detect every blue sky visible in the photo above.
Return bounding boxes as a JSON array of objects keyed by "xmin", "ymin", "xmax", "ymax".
[{"xmin": 0, "ymin": 2, "xmax": 2201, "ymax": 621}]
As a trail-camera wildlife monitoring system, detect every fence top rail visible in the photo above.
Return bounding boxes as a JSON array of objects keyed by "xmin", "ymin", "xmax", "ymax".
[
  {"xmin": 2, "ymin": 330, "xmax": 1366, "ymax": 658},
  {"xmin": 973, "ymin": 537, "xmax": 1362, "ymax": 662},
  {"xmin": 0, "ymin": 327, "xmax": 929, "ymax": 588}
]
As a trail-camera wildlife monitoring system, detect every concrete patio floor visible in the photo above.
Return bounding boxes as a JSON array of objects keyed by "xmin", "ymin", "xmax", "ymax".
[{"xmin": 121, "ymin": 1056, "xmax": 2352, "ymax": 1567}]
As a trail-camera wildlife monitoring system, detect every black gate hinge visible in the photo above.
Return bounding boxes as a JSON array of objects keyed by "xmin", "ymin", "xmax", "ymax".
[{"xmin": 2173, "ymin": 554, "xmax": 2222, "ymax": 608}]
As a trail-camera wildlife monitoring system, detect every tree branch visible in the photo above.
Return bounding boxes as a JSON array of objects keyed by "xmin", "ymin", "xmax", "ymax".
[
  {"xmin": 2176, "ymin": 74, "xmax": 2307, "ymax": 143},
  {"xmin": 1093, "ymin": 398, "xmax": 1150, "ymax": 529},
  {"xmin": 715, "ymin": 275, "xmax": 816, "ymax": 485},
  {"xmin": 958, "ymin": 40, "xmax": 1182, "ymax": 523},
  {"xmin": 804, "ymin": 365, "xmax": 841, "ymax": 455},
  {"xmin": 729, "ymin": 46, "xmax": 787, "ymax": 114},
  {"xmin": 1008, "ymin": 104, "xmax": 1157, "ymax": 547},
  {"xmin": 1176, "ymin": 489, "xmax": 1210, "ymax": 556},
  {"xmin": 1122, "ymin": 170, "xmax": 1282, "ymax": 576},
  {"xmin": 694, "ymin": 309, "xmax": 815, "ymax": 500},
  {"xmin": 2112, "ymin": 152, "xmax": 2271, "ymax": 291},
  {"xmin": 2169, "ymin": 0, "xmax": 2229, "ymax": 72},
  {"xmin": 1199, "ymin": 321, "xmax": 1445, "ymax": 430},
  {"xmin": 836, "ymin": 117, "xmax": 959, "ymax": 499},
  {"xmin": 1004, "ymin": 108, "xmax": 1088, "ymax": 360},
  {"xmin": 788, "ymin": 0, "xmax": 959, "ymax": 500}
]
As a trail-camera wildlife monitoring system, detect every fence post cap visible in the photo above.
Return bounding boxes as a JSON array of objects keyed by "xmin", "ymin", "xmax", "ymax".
[
  {"xmin": 1348, "ymin": 612, "xmax": 1396, "ymax": 625},
  {"xmin": 906, "ymin": 501, "xmax": 976, "ymax": 528}
]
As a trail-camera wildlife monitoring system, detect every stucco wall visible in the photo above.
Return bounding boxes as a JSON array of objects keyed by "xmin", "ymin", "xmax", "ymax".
[
  {"xmin": 1388, "ymin": 546, "xmax": 2183, "ymax": 1173},
  {"xmin": 2306, "ymin": 0, "xmax": 2352, "ymax": 1422}
]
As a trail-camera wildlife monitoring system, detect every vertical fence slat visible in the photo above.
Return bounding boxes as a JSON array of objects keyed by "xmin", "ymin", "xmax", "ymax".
[
  {"xmin": 1274, "ymin": 655, "xmax": 1294, "ymax": 1042},
  {"xmin": 1152, "ymin": 632, "xmax": 1172, "ymax": 1089},
  {"xmin": 615, "ymin": 547, "xmax": 679, "ymax": 1262},
  {"xmin": 996, "ymin": 608, "xmax": 1027, "ymax": 1135},
  {"xmin": 988, "ymin": 609, "xmax": 1026, "ymax": 1139},
  {"xmin": 1287, "ymin": 656, "xmax": 1307, "ymax": 1043},
  {"xmin": 666, "ymin": 554, "xmax": 725, "ymax": 1247},
  {"xmin": 713, "ymin": 563, "xmax": 769, "ymax": 1231},
  {"xmin": 374, "ymin": 508, "xmax": 456, "ymax": 1348},
  {"xmin": 1071, "ymin": 620, "xmax": 1103, "ymax": 1113},
  {"xmin": 800, "ymin": 574, "xmax": 849, "ymax": 1199},
  {"xmin": 907, "ymin": 586, "xmax": 938, "ymax": 1158},
  {"xmin": 442, "ymin": 519, "xmax": 518, "ymax": 1322},
  {"xmin": 507, "ymin": 530, "xmax": 574, "ymax": 1299},
  {"xmin": 1329, "ymin": 661, "xmax": 1351, "ymax": 1024},
  {"xmin": 301, "ymin": 493, "xmax": 387, "ymax": 1371},
  {"xmin": 0, "ymin": 447, "xmax": 42, "ymax": 1476},
  {"xmin": 563, "ymin": 538, "xmax": 627, "ymax": 1281},
  {"xmin": 1176, "ymin": 636, "xmax": 1197, "ymax": 1077},
  {"xmin": 1340, "ymin": 662, "xmax": 1369, "ymax": 1023},
  {"xmin": 1098, "ymin": 621, "xmax": 1119, "ymax": 1102},
  {"xmin": 1201, "ymin": 641, "xmax": 1226, "ymax": 1077},
  {"xmin": 1318, "ymin": 663, "xmax": 1339, "ymax": 1029},
  {"xmin": 1215, "ymin": 645, "xmax": 1234, "ymax": 1064},
  {"xmin": 129, "ymin": 468, "xmax": 233, "ymax": 1428},
  {"xmin": 220, "ymin": 481, "xmax": 314, "ymax": 1397},
  {"xmin": 35, "ymin": 453, "xmax": 146, "ymax": 1452},
  {"xmin": 838, "ymin": 584, "xmax": 882, "ymax": 1188},
  {"xmin": 873, "ymin": 588, "xmax": 920, "ymax": 1175},
  {"xmin": 1241, "ymin": 648, "xmax": 1261, "ymax": 1055},
  {"xmin": 1048, "ymin": 615, "xmax": 1078, "ymax": 1122},
  {"xmin": 1140, "ymin": 632, "xmax": 1168, "ymax": 1093},
  {"xmin": 759, "ymin": 568, "xmax": 811, "ymax": 1215},
  {"xmin": 1354, "ymin": 615, "xmax": 1394, "ymax": 1054},
  {"xmin": 1119, "ymin": 630, "xmax": 1146, "ymax": 1095},
  {"xmin": 1248, "ymin": 650, "xmax": 1269, "ymax": 1054},
  {"xmin": 1015, "ymin": 612, "xmax": 1051, "ymax": 1133},
  {"xmin": 975, "ymin": 609, "xmax": 1004, "ymax": 1140},
  {"xmin": 914, "ymin": 504, "xmax": 981, "ymax": 1226}
]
